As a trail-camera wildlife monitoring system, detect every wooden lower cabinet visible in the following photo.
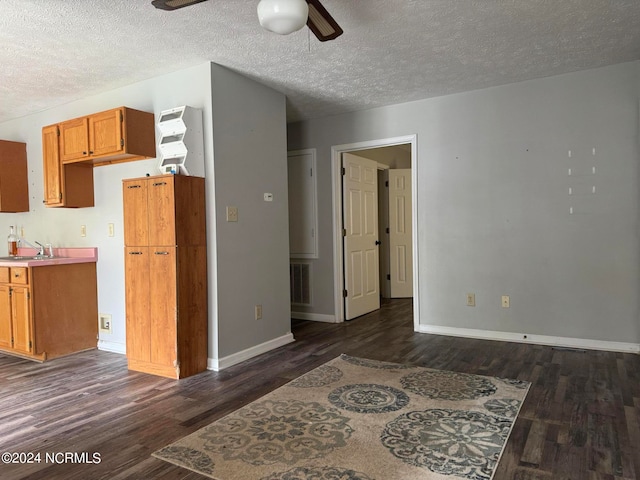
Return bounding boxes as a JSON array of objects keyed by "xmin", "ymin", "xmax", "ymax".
[
  {"xmin": 0, "ymin": 264, "xmax": 98, "ymax": 361},
  {"xmin": 10, "ymin": 286, "xmax": 32, "ymax": 354},
  {"xmin": 0, "ymin": 285, "xmax": 11, "ymax": 350},
  {"xmin": 125, "ymin": 245, "xmax": 207, "ymax": 379},
  {"xmin": 0, "ymin": 283, "xmax": 31, "ymax": 353}
]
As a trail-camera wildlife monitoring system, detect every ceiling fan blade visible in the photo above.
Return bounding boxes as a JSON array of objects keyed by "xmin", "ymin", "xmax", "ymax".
[
  {"xmin": 306, "ymin": 0, "xmax": 343, "ymax": 41},
  {"xmin": 151, "ymin": 0, "xmax": 208, "ymax": 11}
]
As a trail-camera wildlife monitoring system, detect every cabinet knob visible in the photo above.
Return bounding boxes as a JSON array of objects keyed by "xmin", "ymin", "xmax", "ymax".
[
  {"xmin": 127, "ymin": 185, "xmax": 142, "ymax": 189},
  {"xmin": 128, "ymin": 251, "xmax": 143, "ymax": 255},
  {"xmin": 152, "ymin": 182, "xmax": 167, "ymax": 187},
  {"xmin": 154, "ymin": 251, "xmax": 169, "ymax": 255},
  {"xmin": 82, "ymin": 151, "xmax": 87, "ymax": 155}
]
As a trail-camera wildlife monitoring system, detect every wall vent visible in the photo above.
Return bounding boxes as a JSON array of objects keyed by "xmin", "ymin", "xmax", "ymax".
[{"xmin": 290, "ymin": 262, "xmax": 312, "ymax": 306}]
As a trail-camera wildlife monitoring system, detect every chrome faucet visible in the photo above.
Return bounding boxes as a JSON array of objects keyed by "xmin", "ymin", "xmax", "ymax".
[{"xmin": 19, "ymin": 238, "xmax": 49, "ymax": 257}]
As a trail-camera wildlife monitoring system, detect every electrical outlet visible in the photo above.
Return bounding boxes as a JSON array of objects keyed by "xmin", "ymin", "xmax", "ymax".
[
  {"xmin": 466, "ymin": 293, "xmax": 475, "ymax": 307},
  {"xmin": 502, "ymin": 295, "xmax": 510, "ymax": 308},
  {"xmin": 80, "ymin": 225, "xmax": 87, "ymax": 237},
  {"xmin": 99, "ymin": 313, "xmax": 112, "ymax": 333},
  {"xmin": 108, "ymin": 223, "xmax": 115, "ymax": 237},
  {"xmin": 255, "ymin": 304, "xmax": 263, "ymax": 320},
  {"xmin": 226, "ymin": 206, "xmax": 238, "ymax": 222}
]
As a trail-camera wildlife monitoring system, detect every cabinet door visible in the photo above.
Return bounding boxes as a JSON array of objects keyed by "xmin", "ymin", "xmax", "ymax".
[
  {"xmin": 125, "ymin": 247, "xmax": 150, "ymax": 362},
  {"xmin": 89, "ymin": 108, "xmax": 124, "ymax": 158},
  {"xmin": 0, "ymin": 140, "xmax": 29, "ymax": 213},
  {"xmin": 123, "ymin": 179, "xmax": 149, "ymax": 246},
  {"xmin": 11, "ymin": 286, "xmax": 32, "ymax": 354},
  {"xmin": 148, "ymin": 177, "xmax": 176, "ymax": 246},
  {"xmin": 149, "ymin": 247, "xmax": 177, "ymax": 367},
  {"xmin": 0, "ymin": 285, "xmax": 12, "ymax": 350},
  {"xmin": 42, "ymin": 125, "xmax": 63, "ymax": 206},
  {"xmin": 59, "ymin": 117, "xmax": 90, "ymax": 162}
]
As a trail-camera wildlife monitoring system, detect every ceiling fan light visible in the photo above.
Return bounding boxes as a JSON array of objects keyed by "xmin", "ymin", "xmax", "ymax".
[{"xmin": 257, "ymin": 0, "xmax": 309, "ymax": 35}]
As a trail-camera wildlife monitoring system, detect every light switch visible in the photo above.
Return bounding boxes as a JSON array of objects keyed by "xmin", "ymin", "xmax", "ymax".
[
  {"xmin": 108, "ymin": 223, "xmax": 115, "ymax": 237},
  {"xmin": 80, "ymin": 225, "xmax": 87, "ymax": 237}
]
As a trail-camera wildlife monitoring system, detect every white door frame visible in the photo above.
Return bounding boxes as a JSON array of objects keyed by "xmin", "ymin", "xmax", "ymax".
[{"xmin": 331, "ymin": 134, "xmax": 419, "ymax": 330}]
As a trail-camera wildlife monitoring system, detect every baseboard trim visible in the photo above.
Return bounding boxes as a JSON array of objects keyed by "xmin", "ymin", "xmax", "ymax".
[
  {"xmin": 291, "ymin": 311, "xmax": 337, "ymax": 323},
  {"xmin": 417, "ymin": 325, "xmax": 640, "ymax": 354},
  {"xmin": 208, "ymin": 333, "xmax": 295, "ymax": 371},
  {"xmin": 97, "ymin": 340, "xmax": 126, "ymax": 355}
]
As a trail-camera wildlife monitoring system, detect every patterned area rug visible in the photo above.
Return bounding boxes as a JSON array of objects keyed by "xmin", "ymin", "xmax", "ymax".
[{"xmin": 153, "ymin": 354, "xmax": 530, "ymax": 480}]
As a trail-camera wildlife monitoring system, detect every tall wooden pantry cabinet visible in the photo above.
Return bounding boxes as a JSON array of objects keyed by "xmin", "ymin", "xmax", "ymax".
[{"xmin": 123, "ymin": 174, "xmax": 207, "ymax": 379}]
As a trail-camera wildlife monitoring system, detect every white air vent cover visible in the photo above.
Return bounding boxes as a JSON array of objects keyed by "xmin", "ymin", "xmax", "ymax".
[{"xmin": 290, "ymin": 262, "xmax": 312, "ymax": 306}]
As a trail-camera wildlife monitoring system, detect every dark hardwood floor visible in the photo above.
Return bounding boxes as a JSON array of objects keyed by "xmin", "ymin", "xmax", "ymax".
[{"xmin": 0, "ymin": 299, "xmax": 638, "ymax": 479}]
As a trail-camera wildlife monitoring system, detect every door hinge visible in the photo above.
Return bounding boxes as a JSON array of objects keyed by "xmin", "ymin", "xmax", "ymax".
[
  {"xmin": 343, "ymin": 289, "xmax": 348, "ymax": 298},
  {"xmin": 385, "ymin": 180, "xmax": 389, "ymax": 187},
  {"xmin": 342, "ymin": 167, "xmax": 346, "ymax": 175},
  {"xmin": 59, "ymin": 192, "xmax": 63, "ymax": 200},
  {"xmin": 56, "ymin": 126, "xmax": 60, "ymax": 136},
  {"xmin": 120, "ymin": 138, "xmax": 125, "ymax": 147},
  {"xmin": 120, "ymin": 110, "xmax": 124, "ymax": 122},
  {"xmin": 29, "ymin": 340, "xmax": 32, "ymax": 349},
  {"xmin": 386, "ymin": 227, "xmax": 390, "ymax": 234},
  {"xmin": 342, "ymin": 228, "xmax": 347, "ymax": 237},
  {"xmin": 386, "ymin": 274, "xmax": 391, "ymax": 280},
  {"xmin": 310, "ymin": 168, "xmax": 313, "ymax": 177},
  {"xmin": 27, "ymin": 292, "xmax": 30, "ymax": 300},
  {"xmin": 8, "ymin": 287, "xmax": 11, "ymax": 297}
]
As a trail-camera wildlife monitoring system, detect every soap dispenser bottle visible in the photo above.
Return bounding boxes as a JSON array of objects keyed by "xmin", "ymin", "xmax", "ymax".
[{"xmin": 7, "ymin": 225, "xmax": 18, "ymax": 256}]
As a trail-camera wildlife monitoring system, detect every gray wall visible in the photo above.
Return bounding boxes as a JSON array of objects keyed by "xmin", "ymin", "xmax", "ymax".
[
  {"xmin": 288, "ymin": 61, "xmax": 640, "ymax": 346},
  {"xmin": 210, "ymin": 64, "xmax": 292, "ymax": 360}
]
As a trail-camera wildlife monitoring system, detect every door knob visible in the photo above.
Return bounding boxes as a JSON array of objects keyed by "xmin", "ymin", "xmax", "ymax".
[{"xmin": 375, "ymin": 240, "xmax": 381, "ymax": 245}]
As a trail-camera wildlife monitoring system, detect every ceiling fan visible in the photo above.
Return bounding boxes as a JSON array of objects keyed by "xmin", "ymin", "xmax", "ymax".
[{"xmin": 151, "ymin": 0, "xmax": 343, "ymax": 42}]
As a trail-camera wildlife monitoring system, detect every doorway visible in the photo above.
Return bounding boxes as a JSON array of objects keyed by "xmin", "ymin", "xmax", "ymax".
[{"xmin": 331, "ymin": 135, "xmax": 419, "ymax": 327}]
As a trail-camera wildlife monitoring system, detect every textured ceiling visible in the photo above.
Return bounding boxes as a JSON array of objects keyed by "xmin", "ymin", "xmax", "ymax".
[{"xmin": 0, "ymin": 1, "xmax": 639, "ymax": 124}]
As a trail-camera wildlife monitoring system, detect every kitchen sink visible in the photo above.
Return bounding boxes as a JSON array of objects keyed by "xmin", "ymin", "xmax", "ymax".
[{"xmin": 0, "ymin": 255, "xmax": 55, "ymax": 261}]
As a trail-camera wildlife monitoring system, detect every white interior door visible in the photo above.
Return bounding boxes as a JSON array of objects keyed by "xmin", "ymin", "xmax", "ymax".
[
  {"xmin": 343, "ymin": 152, "xmax": 380, "ymax": 320},
  {"xmin": 389, "ymin": 168, "xmax": 413, "ymax": 298}
]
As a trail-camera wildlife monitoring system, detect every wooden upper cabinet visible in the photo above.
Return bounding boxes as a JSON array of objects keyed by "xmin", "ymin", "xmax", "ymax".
[
  {"xmin": 0, "ymin": 139, "xmax": 29, "ymax": 212},
  {"xmin": 42, "ymin": 125, "xmax": 63, "ymax": 206},
  {"xmin": 42, "ymin": 124, "xmax": 94, "ymax": 208},
  {"xmin": 42, "ymin": 106, "xmax": 155, "ymax": 208},
  {"xmin": 59, "ymin": 116, "xmax": 90, "ymax": 162},
  {"xmin": 55, "ymin": 107, "xmax": 156, "ymax": 167},
  {"xmin": 89, "ymin": 109, "xmax": 123, "ymax": 158}
]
